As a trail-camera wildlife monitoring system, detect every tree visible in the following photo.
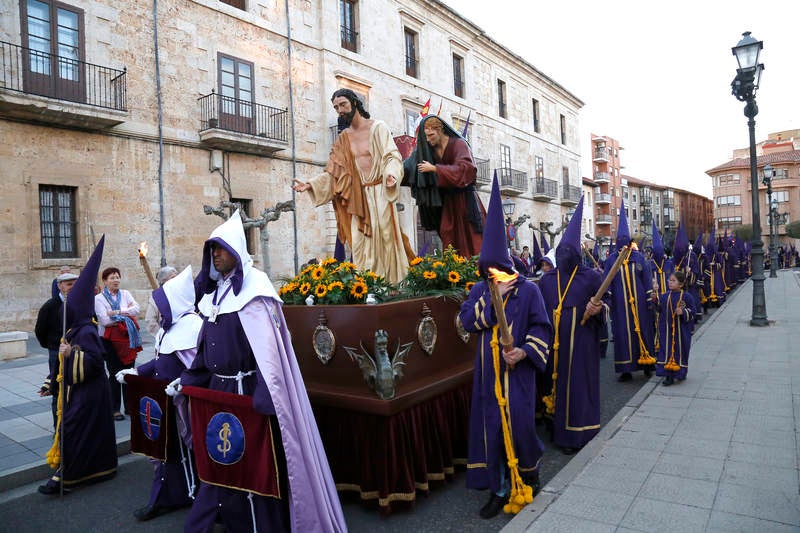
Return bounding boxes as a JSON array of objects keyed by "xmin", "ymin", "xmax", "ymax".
[
  {"xmin": 733, "ymin": 224, "xmax": 753, "ymax": 241},
  {"xmin": 785, "ymin": 220, "xmax": 800, "ymax": 239}
]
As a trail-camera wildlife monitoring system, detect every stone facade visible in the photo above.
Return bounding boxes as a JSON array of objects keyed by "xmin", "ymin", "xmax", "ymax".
[{"xmin": 1, "ymin": 0, "xmax": 583, "ymax": 331}]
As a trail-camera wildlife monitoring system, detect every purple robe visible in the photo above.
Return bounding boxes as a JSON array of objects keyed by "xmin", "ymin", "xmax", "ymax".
[
  {"xmin": 459, "ymin": 278, "xmax": 553, "ymax": 493},
  {"xmin": 655, "ymin": 290, "xmax": 695, "ymax": 380},
  {"xmin": 605, "ymin": 249, "xmax": 656, "ymax": 374},
  {"xmin": 650, "ymin": 257, "xmax": 674, "ymax": 296},
  {"xmin": 137, "ymin": 349, "xmax": 197, "ymax": 510},
  {"xmin": 538, "ymin": 266, "xmax": 604, "ymax": 449},
  {"xmin": 704, "ymin": 254, "xmax": 726, "ymax": 304},
  {"xmin": 42, "ymin": 324, "xmax": 117, "ymax": 490}
]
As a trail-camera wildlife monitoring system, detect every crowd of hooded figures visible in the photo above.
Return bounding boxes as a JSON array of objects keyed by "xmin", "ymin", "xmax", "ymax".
[{"xmin": 34, "ymin": 108, "xmax": 781, "ymax": 529}]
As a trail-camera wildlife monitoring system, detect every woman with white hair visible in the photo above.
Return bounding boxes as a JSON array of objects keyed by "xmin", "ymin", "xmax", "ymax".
[{"xmin": 144, "ymin": 266, "xmax": 178, "ymax": 337}]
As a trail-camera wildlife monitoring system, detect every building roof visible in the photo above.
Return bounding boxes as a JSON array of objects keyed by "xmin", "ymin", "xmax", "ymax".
[{"xmin": 706, "ymin": 149, "xmax": 800, "ymax": 174}]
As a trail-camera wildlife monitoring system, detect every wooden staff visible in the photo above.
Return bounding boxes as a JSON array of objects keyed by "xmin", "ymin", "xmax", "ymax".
[
  {"xmin": 582, "ymin": 242, "xmax": 600, "ymax": 269},
  {"xmin": 580, "ymin": 245, "xmax": 629, "ymax": 325},
  {"xmin": 487, "ymin": 277, "xmax": 515, "ymax": 357},
  {"xmin": 138, "ymin": 242, "xmax": 159, "ymax": 290}
]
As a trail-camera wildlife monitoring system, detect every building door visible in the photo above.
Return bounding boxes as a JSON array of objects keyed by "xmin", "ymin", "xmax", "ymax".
[
  {"xmin": 21, "ymin": 0, "xmax": 85, "ymax": 103},
  {"xmin": 499, "ymin": 144, "xmax": 511, "ymax": 184},
  {"xmin": 218, "ymin": 54, "xmax": 255, "ymax": 134}
]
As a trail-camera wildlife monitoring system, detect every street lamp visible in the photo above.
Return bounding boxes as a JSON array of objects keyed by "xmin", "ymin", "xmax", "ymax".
[
  {"xmin": 762, "ymin": 164, "xmax": 777, "ymax": 278},
  {"xmin": 731, "ymin": 31, "xmax": 768, "ymax": 326},
  {"xmin": 502, "ymin": 198, "xmax": 516, "ymax": 245}
]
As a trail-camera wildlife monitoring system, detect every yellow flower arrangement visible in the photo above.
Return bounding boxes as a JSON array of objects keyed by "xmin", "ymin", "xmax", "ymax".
[
  {"xmin": 399, "ymin": 245, "xmax": 480, "ymax": 297},
  {"xmin": 278, "ymin": 258, "xmax": 391, "ymax": 305}
]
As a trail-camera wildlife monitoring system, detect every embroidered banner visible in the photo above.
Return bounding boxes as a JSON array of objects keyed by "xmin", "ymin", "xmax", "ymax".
[
  {"xmin": 182, "ymin": 385, "xmax": 280, "ymax": 497},
  {"xmin": 125, "ymin": 374, "xmax": 172, "ymax": 461}
]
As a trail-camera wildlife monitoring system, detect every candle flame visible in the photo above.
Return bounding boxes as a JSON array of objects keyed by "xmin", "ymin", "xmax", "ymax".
[{"xmin": 138, "ymin": 241, "xmax": 148, "ymax": 258}]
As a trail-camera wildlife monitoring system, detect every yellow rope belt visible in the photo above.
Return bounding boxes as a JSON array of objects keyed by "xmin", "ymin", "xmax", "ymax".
[
  {"xmin": 622, "ymin": 249, "xmax": 655, "ymax": 366},
  {"xmin": 46, "ymin": 349, "xmax": 65, "ymax": 469},
  {"xmin": 664, "ymin": 290, "xmax": 683, "ymax": 373},
  {"xmin": 542, "ymin": 266, "xmax": 578, "ymax": 416}
]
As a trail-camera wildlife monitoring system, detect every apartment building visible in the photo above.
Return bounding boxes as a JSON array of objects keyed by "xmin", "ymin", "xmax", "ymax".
[
  {"xmin": 0, "ymin": 0, "xmax": 583, "ymax": 330},
  {"xmin": 707, "ymin": 129, "xmax": 800, "ymax": 246}
]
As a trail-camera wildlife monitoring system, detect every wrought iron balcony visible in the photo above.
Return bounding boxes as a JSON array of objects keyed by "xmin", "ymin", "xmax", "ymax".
[
  {"xmin": 560, "ymin": 184, "xmax": 581, "ymax": 206},
  {"xmin": 593, "ymin": 147, "xmax": 609, "ymax": 162},
  {"xmin": 532, "ymin": 177, "xmax": 557, "ymax": 201},
  {"xmin": 340, "ymin": 26, "xmax": 358, "ymax": 52},
  {"xmin": 198, "ymin": 92, "xmax": 288, "ymax": 155},
  {"xmin": 594, "ymin": 171, "xmax": 610, "ymax": 183},
  {"xmin": 405, "ymin": 55, "xmax": 418, "ymax": 78},
  {"xmin": 595, "ymin": 193, "xmax": 611, "ymax": 204},
  {"xmin": 475, "ymin": 157, "xmax": 491, "ymax": 187},
  {"xmin": 0, "ymin": 40, "xmax": 127, "ymax": 129},
  {"xmin": 596, "ymin": 214, "xmax": 612, "ymax": 224},
  {"xmin": 640, "ymin": 196, "xmax": 652, "ymax": 206},
  {"xmin": 497, "ymin": 167, "xmax": 527, "ymax": 195}
]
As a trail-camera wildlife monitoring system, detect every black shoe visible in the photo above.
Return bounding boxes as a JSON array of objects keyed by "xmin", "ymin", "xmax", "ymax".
[
  {"xmin": 38, "ymin": 483, "xmax": 70, "ymax": 496},
  {"xmin": 561, "ymin": 446, "xmax": 578, "ymax": 456},
  {"xmin": 134, "ymin": 504, "xmax": 166, "ymax": 521},
  {"xmin": 479, "ymin": 493, "xmax": 506, "ymax": 519},
  {"xmin": 643, "ymin": 367, "xmax": 653, "ymax": 378},
  {"xmin": 663, "ymin": 376, "xmax": 674, "ymax": 387},
  {"xmin": 618, "ymin": 372, "xmax": 633, "ymax": 382},
  {"xmin": 113, "ymin": 412, "xmax": 125, "ymax": 421}
]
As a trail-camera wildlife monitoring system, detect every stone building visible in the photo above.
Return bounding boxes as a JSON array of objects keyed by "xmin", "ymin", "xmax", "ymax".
[
  {"xmin": 707, "ymin": 129, "xmax": 800, "ymax": 248},
  {"xmin": 0, "ymin": 0, "xmax": 583, "ymax": 331}
]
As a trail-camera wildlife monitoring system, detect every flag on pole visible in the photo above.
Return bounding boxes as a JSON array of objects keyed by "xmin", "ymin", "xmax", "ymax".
[
  {"xmin": 435, "ymin": 99, "xmax": 443, "ymax": 116},
  {"xmin": 461, "ymin": 110, "xmax": 472, "ymax": 139},
  {"xmin": 413, "ymin": 97, "xmax": 432, "ymax": 136}
]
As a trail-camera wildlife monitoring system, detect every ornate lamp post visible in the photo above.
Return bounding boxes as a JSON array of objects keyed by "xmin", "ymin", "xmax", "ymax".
[
  {"xmin": 762, "ymin": 164, "xmax": 778, "ymax": 278},
  {"xmin": 502, "ymin": 198, "xmax": 516, "ymax": 246},
  {"xmin": 730, "ymin": 31, "xmax": 768, "ymax": 326}
]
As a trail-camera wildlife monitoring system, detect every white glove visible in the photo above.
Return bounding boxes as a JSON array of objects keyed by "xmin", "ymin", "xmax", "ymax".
[
  {"xmin": 165, "ymin": 377, "xmax": 182, "ymax": 397},
  {"xmin": 115, "ymin": 368, "xmax": 138, "ymax": 384}
]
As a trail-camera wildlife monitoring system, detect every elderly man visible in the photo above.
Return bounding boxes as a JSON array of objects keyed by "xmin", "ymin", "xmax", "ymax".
[
  {"xmin": 144, "ymin": 265, "xmax": 179, "ymax": 337},
  {"xmin": 36, "ymin": 271, "xmax": 79, "ymax": 429},
  {"xmin": 293, "ymin": 88, "xmax": 411, "ymax": 284}
]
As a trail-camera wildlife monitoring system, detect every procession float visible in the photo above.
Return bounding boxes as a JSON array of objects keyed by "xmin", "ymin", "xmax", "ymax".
[{"xmin": 278, "ymin": 247, "xmax": 478, "ymax": 513}]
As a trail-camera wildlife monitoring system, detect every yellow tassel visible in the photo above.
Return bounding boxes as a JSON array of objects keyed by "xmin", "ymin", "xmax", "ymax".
[{"xmin": 46, "ymin": 347, "xmax": 66, "ymax": 469}]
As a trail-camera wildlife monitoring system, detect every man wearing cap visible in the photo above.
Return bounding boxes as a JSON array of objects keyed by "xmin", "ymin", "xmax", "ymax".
[
  {"xmin": 459, "ymin": 177, "xmax": 552, "ymax": 519},
  {"xmin": 170, "ymin": 211, "xmax": 346, "ymax": 532},
  {"xmin": 292, "ymin": 88, "xmax": 411, "ymax": 284},
  {"xmin": 36, "ymin": 270, "xmax": 79, "ymax": 429}
]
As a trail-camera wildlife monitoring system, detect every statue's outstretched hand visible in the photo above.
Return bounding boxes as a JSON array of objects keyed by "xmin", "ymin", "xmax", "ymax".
[{"xmin": 292, "ymin": 180, "xmax": 311, "ymax": 193}]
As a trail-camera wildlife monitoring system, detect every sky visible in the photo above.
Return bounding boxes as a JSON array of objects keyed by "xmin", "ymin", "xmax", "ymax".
[{"xmin": 440, "ymin": 0, "xmax": 800, "ymax": 198}]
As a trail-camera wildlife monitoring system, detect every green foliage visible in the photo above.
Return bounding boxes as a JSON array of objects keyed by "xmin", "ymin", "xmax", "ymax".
[
  {"xmin": 733, "ymin": 224, "xmax": 753, "ymax": 241},
  {"xmin": 785, "ymin": 220, "xmax": 800, "ymax": 239}
]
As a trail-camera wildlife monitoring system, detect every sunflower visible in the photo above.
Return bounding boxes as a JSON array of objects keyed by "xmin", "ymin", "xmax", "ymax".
[
  {"xmin": 410, "ymin": 257, "xmax": 423, "ymax": 266},
  {"xmin": 321, "ymin": 257, "xmax": 337, "ymax": 266},
  {"xmin": 453, "ymin": 254, "xmax": 467, "ymax": 264},
  {"xmin": 311, "ymin": 266, "xmax": 325, "ymax": 280},
  {"xmin": 299, "ymin": 282, "xmax": 311, "ymax": 295},
  {"xmin": 448, "ymin": 271, "xmax": 461, "ymax": 283},
  {"xmin": 315, "ymin": 284, "xmax": 328, "ymax": 298},
  {"xmin": 465, "ymin": 281, "xmax": 476, "ymax": 292},
  {"xmin": 350, "ymin": 280, "xmax": 368, "ymax": 298},
  {"xmin": 423, "ymin": 271, "xmax": 437, "ymax": 280},
  {"xmin": 327, "ymin": 281, "xmax": 344, "ymax": 291},
  {"xmin": 432, "ymin": 261, "xmax": 445, "ymax": 269}
]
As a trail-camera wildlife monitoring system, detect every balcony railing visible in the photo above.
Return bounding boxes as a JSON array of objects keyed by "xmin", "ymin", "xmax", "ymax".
[
  {"xmin": 340, "ymin": 26, "xmax": 358, "ymax": 52},
  {"xmin": 640, "ymin": 196, "xmax": 652, "ymax": 206},
  {"xmin": 593, "ymin": 147, "xmax": 609, "ymax": 161},
  {"xmin": 533, "ymin": 177, "xmax": 557, "ymax": 201},
  {"xmin": 560, "ymin": 184, "xmax": 581, "ymax": 206},
  {"xmin": 0, "ymin": 40, "xmax": 127, "ymax": 110},
  {"xmin": 594, "ymin": 171, "xmax": 610, "ymax": 183},
  {"xmin": 497, "ymin": 167, "xmax": 527, "ymax": 195},
  {"xmin": 405, "ymin": 55, "xmax": 418, "ymax": 78},
  {"xmin": 596, "ymin": 214, "xmax": 612, "ymax": 224},
  {"xmin": 198, "ymin": 92, "xmax": 288, "ymax": 154},
  {"xmin": 595, "ymin": 193, "xmax": 611, "ymax": 204},
  {"xmin": 475, "ymin": 157, "xmax": 491, "ymax": 187}
]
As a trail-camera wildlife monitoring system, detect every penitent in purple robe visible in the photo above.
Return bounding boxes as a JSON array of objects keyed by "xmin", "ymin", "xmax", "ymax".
[
  {"xmin": 459, "ymin": 278, "xmax": 552, "ymax": 493},
  {"xmin": 605, "ymin": 248, "xmax": 656, "ymax": 374},
  {"xmin": 655, "ymin": 289, "xmax": 696, "ymax": 380},
  {"xmin": 538, "ymin": 266, "xmax": 604, "ymax": 449}
]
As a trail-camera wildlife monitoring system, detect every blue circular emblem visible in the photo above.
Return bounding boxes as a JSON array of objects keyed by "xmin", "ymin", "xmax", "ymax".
[
  {"xmin": 507, "ymin": 224, "xmax": 516, "ymax": 241},
  {"xmin": 206, "ymin": 412, "xmax": 245, "ymax": 465},
  {"xmin": 138, "ymin": 396, "xmax": 163, "ymax": 441}
]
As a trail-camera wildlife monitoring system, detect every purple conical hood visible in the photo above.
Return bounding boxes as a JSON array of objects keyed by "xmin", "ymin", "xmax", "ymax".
[
  {"xmin": 692, "ymin": 231, "xmax": 704, "ymax": 255},
  {"xmin": 651, "ymin": 219, "xmax": 664, "ymax": 261},
  {"xmin": 478, "ymin": 172, "xmax": 515, "ymax": 277},
  {"xmin": 531, "ymin": 233, "xmax": 543, "ymax": 266},
  {"xmin": 706, "ymin": 227, "xmax": 717, "ymax": 258},
  {"xmin": 556, "ymin": 195, "xmax": 584, "ymax": 272},
  {"xmin": 616, "ymin": 199, "xmax": 631, "ymax": 249},
  {"xmin": 539, "ymin": 231, "xmax": 550, "ymax": 254},
  {"xmin": 66, "ymin": 235, "xmax": 104, "ymax": 335},
  {"xmin": 673, "ymin": 221, "xmax": 689, "ymax": 267}
]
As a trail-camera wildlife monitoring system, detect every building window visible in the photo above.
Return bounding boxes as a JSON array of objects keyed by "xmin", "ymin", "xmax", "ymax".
[
  {"xmin": 452, "ymin": 53, "xmax": 464, "ymax": 98},
  {"xmin": 404, "ymin": 109, "xmax": 417, "ymax": 136},
  {"xmin": 532, "ymin": 98, "xmax": 540, "ymax": 133},
  {"xmin": 535, "ymin": 156, "xmax": 544, "ymax": 179},
  {"xmin": 560, "ymin": 114, "xmax": 566, "ymax": 144},
  {"xmin": 766, "ymin": 191, "xmax": 789, "ymax": 204},
  {"xmin": 718, "ymin": 216, "xmax": 742, "ymax": 229},
  {"xmin": 497, "ymin": 79, "xmax": 507, "ymax": 118},
  {"xmin": 716, "ymin": 195, "xmax": 741, "ymax": 206},
  {"xmin": 217, "ymin": 53, "xmax": 255, "ymax": 133},
  {"xmin": 39, "ymin": 185, "xmax": 77, "ymax": 258},
  {"xmin": 404, "ymin": 28, "xmax": 418, "ymax": 78},
  {"xmin": 718, "ymin": 173, "xmax": 740, "ymax": 185},
  {"xmin": 21, "ymin": 0, "xmax": 86, "ymax": 103},
  {"xmin": 562, "ymin": 166, "xmax": 569, "ymax": 189},
  {"xmin": 633, "ymin": 208, "xmax": 638, "ymax": 221},
  {"xmin": 220, "ymin": 0, "xmax": 245, "ymax": 9},
  {"xmin": 230, "ymin": 198, "xmax": 254, "ymax": 254},
  {"xmin": 340, "ymin": 0, "xmax": 357, "ymax": 52}
]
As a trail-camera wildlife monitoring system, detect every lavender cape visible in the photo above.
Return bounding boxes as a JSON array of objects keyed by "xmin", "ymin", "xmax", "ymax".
[
  {"xmin": 459, "ymin": 278, "xmax": 553, "ymax": 493},
  {"xmin": 655, "ymin": 290, "xmax": 696, "ymax": 380},
  {"xmin": 538, "ymin": 267, "xmax": 604, "ymax": 449},
  {"xmin": 605, "ymin": 249, "xmax": 656, "ymax": 374}
]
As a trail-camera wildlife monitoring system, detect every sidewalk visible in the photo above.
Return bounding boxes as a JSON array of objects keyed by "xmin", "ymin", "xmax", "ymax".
[
  {"xmin": 505, "ymin": 268, "xmax": 800, "ymax": 533},
  {"xmin": 0, "ymin": 333, "xmax": 156, "ymax": 492}
]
